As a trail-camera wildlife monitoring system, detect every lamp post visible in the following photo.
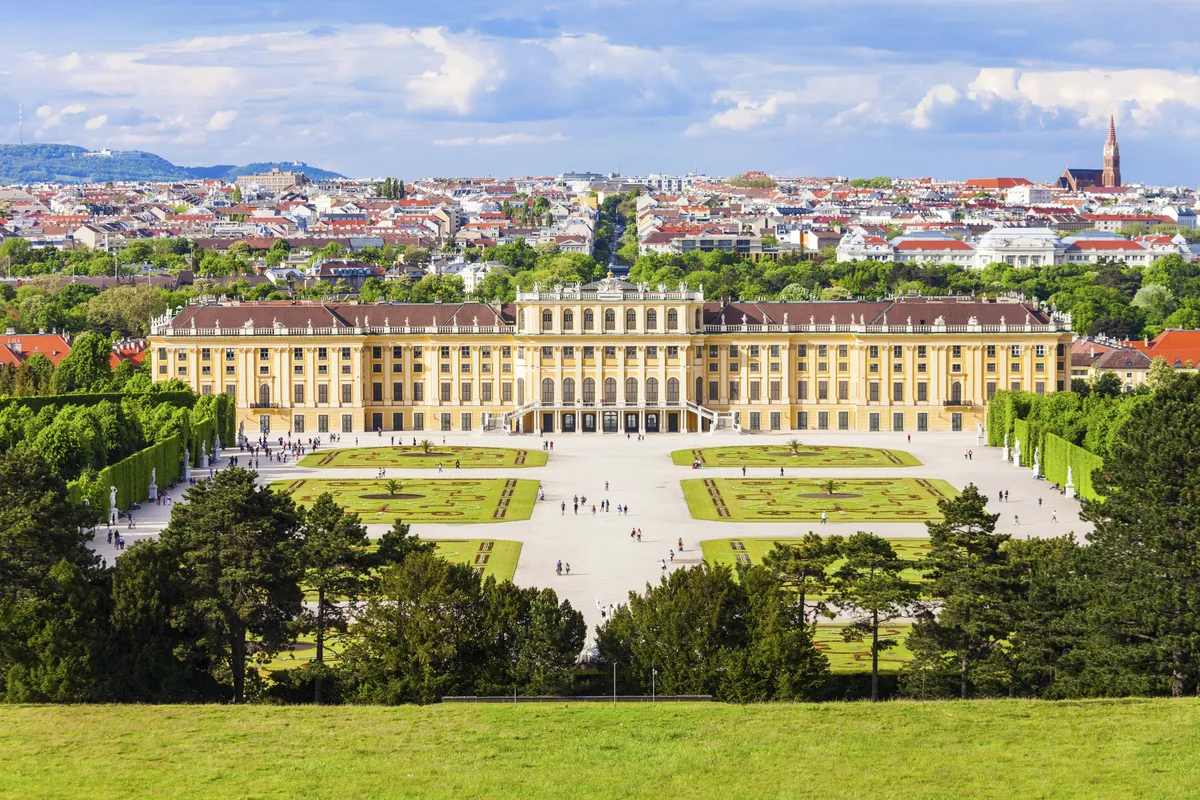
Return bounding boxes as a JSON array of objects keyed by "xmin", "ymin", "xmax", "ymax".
[{"xmin": 652, "ymin": 660, "xmax": 657, "ymax": 704}]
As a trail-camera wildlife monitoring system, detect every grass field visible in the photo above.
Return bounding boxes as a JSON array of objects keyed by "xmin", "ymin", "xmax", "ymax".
[
  {"xmin": 701, "ymin": 536, "xmax": 930, "ymax": 583},
  {"xmin": 299, "ymin": 445, "xmax": 547, "ymax": 469},
  {"xmin": 271, "ymin": 478, "xmax": 539, "ymax": 524},
  {"xmin": 682, "ymin": 477, "xmax": 959, "ymax": 522},
  {"xmin": 4, "ymin": 701, "xmax": 1199, "ymax": 799},
  {"xmin": 814, "ymin": 622, "xmax": 914, "ymax": 672},
  {"xmin": 672, "ymin": 444, "xmax": 921, "ymax": 468}
]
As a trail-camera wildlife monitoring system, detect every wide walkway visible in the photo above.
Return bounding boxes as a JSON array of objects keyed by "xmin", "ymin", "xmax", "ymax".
[{"xmin": 89, "ymin": 430, "xmax": 1090, "ymax": 641}]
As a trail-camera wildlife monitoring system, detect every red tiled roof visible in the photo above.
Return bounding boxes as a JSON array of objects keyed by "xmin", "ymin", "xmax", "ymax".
[
  {"xmin": 1065, "ymin": 240, "xmax": 1146, "ymax": 251},
  {"xmin": 894, "ymin": 239, "xmax": 973, "ymax": 251},
  {"xmin": 1128, "ymin": 330, "xmax": 1200, "ymax": 367},
  {"xmin": 0, "ymin": 334, "xmax": 72, "ymax": 366}
]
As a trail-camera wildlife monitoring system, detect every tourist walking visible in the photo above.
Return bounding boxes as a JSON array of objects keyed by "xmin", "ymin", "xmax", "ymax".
[
  {"xmin": 561, "ymin": 502, "xmax": 566, "ymax": 515},
  {"xmin": 678, "ymin": 537, "xmax": 683, "ymax": 551},
  {"xmin": 821, "ymin": 510, "xmax": 827, "ymax": 524}
]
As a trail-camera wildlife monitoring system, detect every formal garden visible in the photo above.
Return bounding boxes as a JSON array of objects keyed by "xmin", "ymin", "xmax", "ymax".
[
  {"xmin": 700, "ymin": 536, "xmax": 930, "ymax": 583},
  {"xmin": 298, "ymin": 444, "xmax": 546, "ymax": 469},
  {"xmin": 681, "ymin": 477, "xmax": 958, "ymax": 522},
  {"xmin": 672, "ymin": 442, "xmax": 920, "ymax": 468},
  {"xmin": 271, "ymin": 477, "xmax": 540, "ymax": 523}
]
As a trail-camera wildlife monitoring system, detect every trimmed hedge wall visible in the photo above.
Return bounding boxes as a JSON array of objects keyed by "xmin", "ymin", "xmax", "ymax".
[
  {"xmin": 71, "ymin": 434, "xmax": 183, "ymax": 520},
  {"xmin": 0, "ymin": 391, "xmax": 196, "ymax": 414},
  {"xmin": 1042, "ymin": 433, "xmax": 1103, "ymax": 502},
  {"xmin": 67, "ymin": 399, "xmax": 229, "ymax": 521}
]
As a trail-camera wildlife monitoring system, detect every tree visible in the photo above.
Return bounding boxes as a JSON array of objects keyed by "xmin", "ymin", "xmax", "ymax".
[
  {"xmin": 0, "ymin": 449, "xmax": 105, "ymax": 702},
  {"xmin": 1091, "ymin": 370, "xmax": 1124, "ymax": 398},
  {"xmin": 785, "ymin": 438, "xmax": 803, "ymax": 454},
  {"xmin": 384, "ymin": 479, "xmax": 402, "ymax": 497},
  {"xmin": 230, "ymin": 187, "xmax": 243, "ymax": 204},
  {"xmin": 297, "ymin": 493, "xmax": 370, "ymax": 703},
  {"xmin": 1146, "ymin": 356, "xmax": 1177, "ymax": 392},
  {"xmin": 830, "ymin": 533, "xmax": 919, "ymax": 701},
  {"xmin": 1081, "ymin": 373, "xmax": 1200, "ymax": 696},
  {"xmin": 52, "ymin": 331, "xmax": 112, "ymax": 393},
  {"xmin": 907, "ymin": 484, "xmax": 1012, "ymax": 699},
  {"xmin": 597, "ymin": 563, "xmax": 826, "ymax": 701},
  {"xmin": 419, "ymin": 438, "xmax": 434, "ymax": 454},
  {"xmin": 158, "ymin": 468, "xmax": 303, "ymax": 703},
  {"xmin": 821, "ymin": 479, "xmax": 840, "ymax": 495},
  {"xmin": 761, "ymin": 534, "xmax": 842, "ymax": 626},
  {"xmin": 375, "ymin": 520, "xmax": 434, "ymax": 567}
]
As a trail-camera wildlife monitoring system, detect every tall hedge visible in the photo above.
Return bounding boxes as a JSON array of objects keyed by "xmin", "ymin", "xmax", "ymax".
[
  {"xmin": 1041, "ymin": 432, "xmax": 1103, "ymax": 502},
  {"xmin": 70, "ymin": 434, "xmax": 183, "ymax": 521},
  {"xmin": 0, "ymin": 391, "xmax": 195, "ymax": 414}
]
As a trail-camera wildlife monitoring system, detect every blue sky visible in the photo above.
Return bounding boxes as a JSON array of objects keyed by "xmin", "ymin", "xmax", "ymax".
[{"xmin": 2, "ymin": 0, "xmax": 1199, "ymax": 183}]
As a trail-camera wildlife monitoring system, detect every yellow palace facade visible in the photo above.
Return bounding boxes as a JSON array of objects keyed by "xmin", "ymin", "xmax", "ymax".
[{"xmin": 149, "ymin": 276, "xmax": 1072, "ymax": 438}]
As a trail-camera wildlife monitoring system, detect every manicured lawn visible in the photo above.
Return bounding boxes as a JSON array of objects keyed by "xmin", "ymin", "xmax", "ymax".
[
  {"xmin": 271, "ymin": 478, "xmax": 539, "ymax": 524},
  {"xmin": 299, "ymin": 445, "xmax": 547, "ymax": 469},
  {"xmin": 672, "ymin": 444, "xmax": 921, "ymax": 468},
  {"xmin": 682, "ymin": 477, "xmax": 958, "ymax": 522},
  {"xmin": 814, "ymin": 622, "xmax": 914, "ymax": 673},
  {"xmin": 4, "ymin": 701, "xmax": 1200, "ymax": 799},
  {"xmin": 701, "ymin": 536, "xmax": 930, "ymax": 583}
]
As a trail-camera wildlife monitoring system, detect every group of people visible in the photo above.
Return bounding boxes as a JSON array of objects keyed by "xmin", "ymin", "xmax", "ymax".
[{"xmin": 541, "ymin": 440, "xmax": 555, "ymax": 451}]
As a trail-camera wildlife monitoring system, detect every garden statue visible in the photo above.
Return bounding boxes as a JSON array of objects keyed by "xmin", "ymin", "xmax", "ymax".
[
  {"xmin": 1012, "ymin": 438, "xmax": 1021, "ymax": 466},
  {"xmin": 200, "ymin": 442, "xmax": 209, "ymax": 470},
  {"xmin": 1033, "ymin": 447, "xmax": 1041, "ymax": 479},
  {"xmin": 148, "ymin": 468, "xmax": 157, "ymax": 503},
  {"xmin": 109, "ymin": 486, "xmax": 118, "ymax": 521},
  {"xmin": 183, "ymin": 448, "xmax": 192, "ymax": 482},
  {"xmin": 1065, "ymin": 466, "xmax": 1075, "ymax": 497},
  {"xmin": 214, "ymin": 434, "xmax": 222, "ymax": 461},
  {"xmin": 1002, "ymin": 432, "xmax": 1010, "ymax": 462}
]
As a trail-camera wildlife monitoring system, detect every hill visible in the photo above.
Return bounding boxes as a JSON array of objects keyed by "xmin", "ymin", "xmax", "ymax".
[
  {"xmin": 0, "ymin": 143, "xmax": 346, "ymax": 185},
  {"xmin": 2, "ymin": 699, "xmax": 1197, "ymax": 798}
]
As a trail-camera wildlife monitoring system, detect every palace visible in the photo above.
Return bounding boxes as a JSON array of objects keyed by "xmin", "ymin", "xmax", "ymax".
[{"xmin": 148, "ymin": 275, "xmax": 1072, "ymax": 438}]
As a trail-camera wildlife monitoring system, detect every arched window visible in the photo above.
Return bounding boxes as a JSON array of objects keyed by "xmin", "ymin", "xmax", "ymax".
[
  {"xmin": 951, "ymin": 381, "xmax": 962, "ymax": 404},
  {"xmin": 625, "ymin": 377, "xmax": 638, "ymax": 404},
  {"xmin": 563, "ymin": 310, "xmax": 574, "ymax": 330},
  {"xmin": 694, "ymin": 310, "xmax": 701, "ymax": 330},
  {"xmin": 646, "ymin": 309, "xmax": 658, "ymax": 330},
  {"xmin": 541, "ymin": 309, "xmax": 553, "ymax": 331},
  {"xmin": 667, "ymin": 377, "xmax": 680, "ymax": 404},
  {"xmin": 259, "ymin": 384, "xmax": 271, "ymax": 406},
  {"xmin": 541, "ymin": 377, "xmax": 555, "ymax": 404},
  {"xmin": 583, "ymin": 309, "xmax": 595, "ymax": 330},
  {"xmin": 667, "ymin": 309, "xmax": 679, "ymax": 330},
  {"xmin": 517, "ymin": 378, "xmax": 525, "ymax": 405},
  {"xmin": 604, "ymin": 309, "xmax": 616, "ymax": 331},
  {"xmin": 646, "ymin": 377, "xmax": 659, "ymax": 404},
  {"xmin": 604, "ymin": 377, "xmax": 617, "ymax": 404},
  {"xmin": 563, "ymin": 377, "xmax": 576, "ymax": 405},
  {"xmin": 625, "ymin": 309, "xmax": 637, "ymax": 330},
  {"xmin": 583, "ymin": 377, "xmax": 596, "ymax": 404}
]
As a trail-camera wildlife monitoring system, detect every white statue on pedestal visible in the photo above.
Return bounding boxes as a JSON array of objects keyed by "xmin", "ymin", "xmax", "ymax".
[
  {"xmin": 109, "ymin": 485, "xmax": 118, "ymax": 521},
  {"xmin": 200, "ymin": 442, "xmax": 209, "ymax": 469},
  {"xmin": 148, "ymin": 468, "xmax": 157, "ymax": 503},
  {"xmin": 183, "ymin": 448, "xmax": 192, "ymax": 482},
  {"xmin": 976, "ymin": 419, "xmax": 985, "ymax": 446},
  {"xmin": 1065, "ymin": 466, "xmax": 1075, "ymax": 496},
  {"xmin": 1012, "ymin": 438, "xmax": 1021, "ymax": 466},
  {"xmin": 1032, "ymin": 447, "xmax": 1041, "ymax": 479},
  {"xmin": 214, "ymin": 435, "xmax": 222, "ymax": 461},
  {"xmin": 1001, "ymin": 432, "xmax": 1010, "ymax": 462}
]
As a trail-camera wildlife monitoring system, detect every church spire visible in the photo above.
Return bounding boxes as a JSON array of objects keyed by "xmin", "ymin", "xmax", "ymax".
[{"xmin": 1102, "ymin": 114, "xmax": 1121, "ymax": 188}]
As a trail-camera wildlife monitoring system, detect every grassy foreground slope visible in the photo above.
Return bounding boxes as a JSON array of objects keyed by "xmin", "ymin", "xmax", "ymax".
[{"xmin": 2, "ymin": 700, "xmax": 1199, "ymax": 799}]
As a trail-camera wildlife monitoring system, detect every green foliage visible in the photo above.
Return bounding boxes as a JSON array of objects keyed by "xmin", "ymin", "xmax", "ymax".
[
  {"xmin": 158, "ymin": 468, "xmax": 304, "ymax": 703},
  {"xmin": 341, "ymin": 551, "xmax": 585, "ymax": 703},
  {"xmin": 596, "ymin": 563, "xmax": 828, "ymax": 702}
]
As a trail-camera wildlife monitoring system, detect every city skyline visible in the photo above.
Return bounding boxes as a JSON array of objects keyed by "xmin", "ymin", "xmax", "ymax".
[{"xmin": 1, "ymin": 1, "xmax": 1199, "ymax": 183}]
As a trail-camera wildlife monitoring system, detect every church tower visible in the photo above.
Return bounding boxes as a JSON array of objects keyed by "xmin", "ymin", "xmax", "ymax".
[{"xmin": 1102, "ymin": 115, "xmax": 1121, "ymax": 188}]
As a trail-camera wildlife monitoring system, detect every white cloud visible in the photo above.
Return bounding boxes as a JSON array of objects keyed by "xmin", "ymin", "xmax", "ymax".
[
  {"xmin": 84, "ymin": 115, "xmax": 108, "ymax": 131},
  {"xmin": 433, "ymin": 132, "xmax": 568, "ymax": 146},
  {"xmin": 907, "ymin": 83, "xmax": 960, "ymax": 129},
  {"xmin": 404, "ymin": 28, "xmax": 501, "ymax": 115},
  {"xmin": 206, "ymin": 110, "xmax": 238, "ymax": 131},
  {"xmin": 903, "ymin": 67, "xmax": 1200, "ymax": 132}
]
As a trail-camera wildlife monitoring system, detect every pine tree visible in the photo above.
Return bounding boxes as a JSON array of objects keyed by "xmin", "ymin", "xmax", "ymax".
[
  {"xmin": 911, "ymin": 484, "xmax": 1013, "ymax": 699},
  {"xmin": 831, "ymin": 532, "xmax": 920, "ymax": 701}
]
